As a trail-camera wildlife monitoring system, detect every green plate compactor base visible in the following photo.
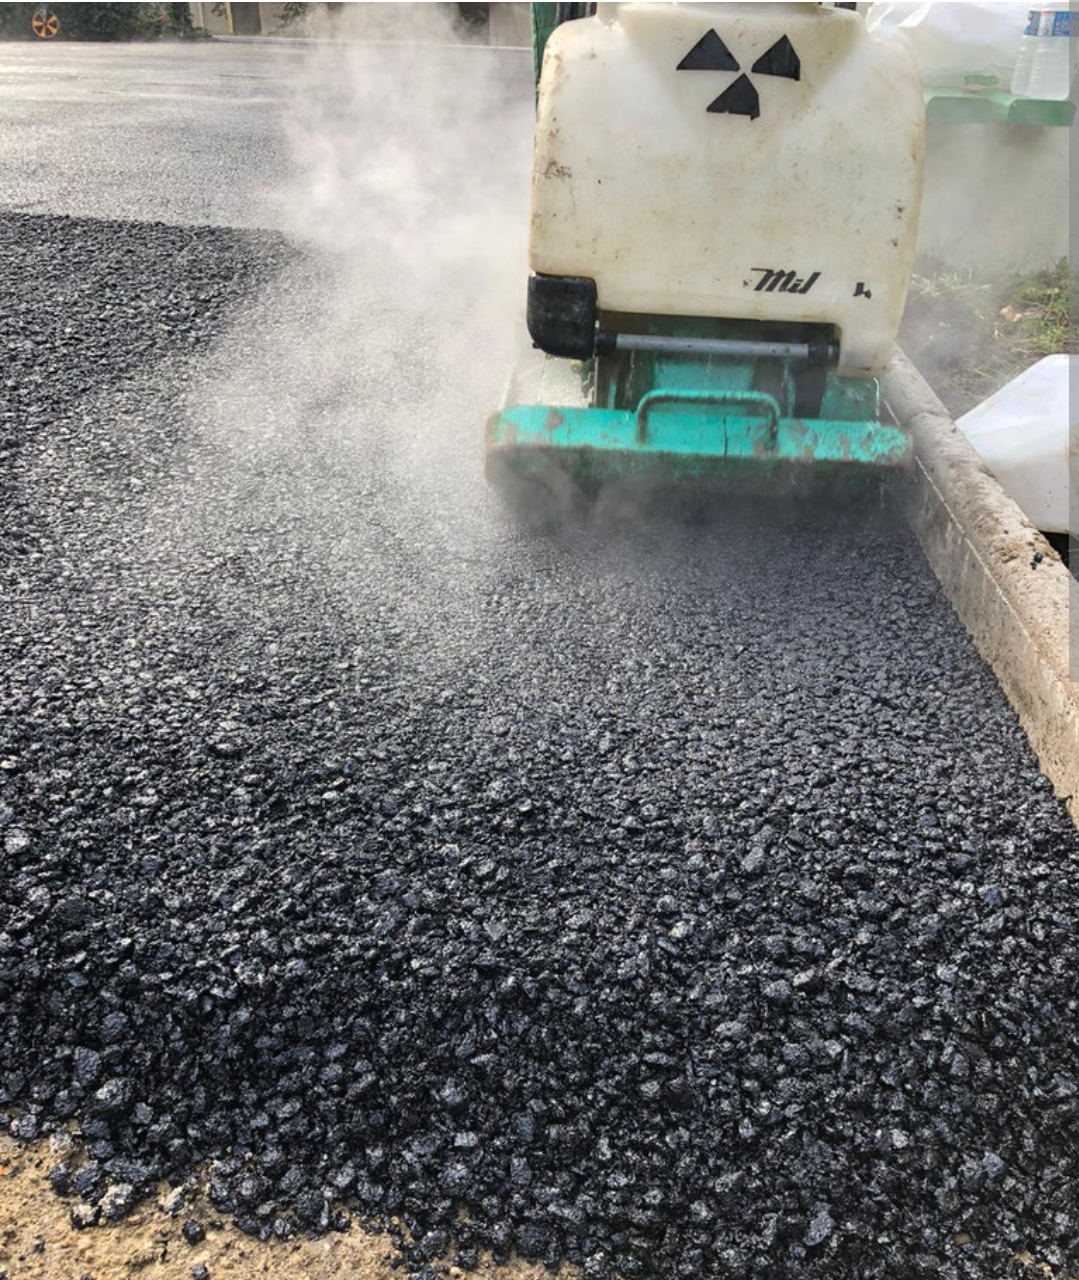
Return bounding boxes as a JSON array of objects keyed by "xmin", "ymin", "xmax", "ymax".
[{"xmin": 486, "ymin": 325, "xmax": 912, "ymax": 495}]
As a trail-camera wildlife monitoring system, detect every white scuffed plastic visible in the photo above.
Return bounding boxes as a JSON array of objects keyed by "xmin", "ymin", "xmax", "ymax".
[
  {"xmin": 530, "ymin": 3, "xmax": 924, "ymax": 378},
  {"xmin": 958, "ymin": 354, "xmax": 1076, "ymax": 536}
]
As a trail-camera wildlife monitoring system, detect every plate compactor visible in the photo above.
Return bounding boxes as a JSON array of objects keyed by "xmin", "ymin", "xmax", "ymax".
[{"xmin": 485, "ymin": 1, "xmax": 925, "ymax": 496}]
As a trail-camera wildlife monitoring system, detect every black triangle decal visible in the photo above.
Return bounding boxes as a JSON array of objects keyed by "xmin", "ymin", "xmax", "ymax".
[
  {"xmin": 707, "ymin": 74, "xmax": 760, "ymax": 120},
  {"xmin": 677, "ymin": 29, "xmax": 739, "ymax": 72},
  {"xmin": 752, "ymin": 35, "xmax": 800, "ymax": 80}
]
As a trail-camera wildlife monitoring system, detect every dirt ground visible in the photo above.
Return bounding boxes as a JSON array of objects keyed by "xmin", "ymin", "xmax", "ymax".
[
  {"xmin": 6, "ymin": 1142, "xmax": 1075, "ymax": 1280},
  {"xmin": 0, "ymin": 1134, "xmax": 564, "ymax": 1280}
]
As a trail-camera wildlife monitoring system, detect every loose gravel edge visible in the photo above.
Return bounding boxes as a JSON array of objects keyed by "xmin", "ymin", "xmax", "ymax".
[{"xmin": 884, "ymin": 350, "xmax": 1079, "ymax": 831}]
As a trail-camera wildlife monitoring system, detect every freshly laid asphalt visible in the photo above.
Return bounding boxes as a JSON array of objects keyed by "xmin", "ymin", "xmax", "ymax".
[{"xmin": 1, "ymin": 39, "xmax": 1078, "ymax": 1280}]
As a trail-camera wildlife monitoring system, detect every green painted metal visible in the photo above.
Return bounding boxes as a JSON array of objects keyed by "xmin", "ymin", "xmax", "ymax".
[
  {"xmin": 486, "ymin": 393, "xmax": 912, "ymax": 483},
  {"xmin": 817, "ymin": 370, "xmax": 880, "ymax": 421},
  {"xmin": 488, "ymin": 338, "xmax": 907, "ymax": 486},
  {"xmin": 923, "ymin": 89, "xmax": 1074, "ymax": 127}
]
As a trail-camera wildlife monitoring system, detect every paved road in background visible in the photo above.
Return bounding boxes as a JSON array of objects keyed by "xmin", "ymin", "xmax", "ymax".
[
  {"xmin": 0, "ymin": 40, "xmax": 530, "ymax": 228},
  {"xmin": 3, "ymin": 38, "xmax": 1079, "ymax": 1280},
  {"xmin": 0, "ymin": 42, "xmax": 298, "ymax": 226}
]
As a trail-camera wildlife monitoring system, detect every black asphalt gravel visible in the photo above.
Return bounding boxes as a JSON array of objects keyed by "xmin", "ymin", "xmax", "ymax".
[{"xmin": 2, "ymin": 212, "xmax": 1079, "ymax": 1280}]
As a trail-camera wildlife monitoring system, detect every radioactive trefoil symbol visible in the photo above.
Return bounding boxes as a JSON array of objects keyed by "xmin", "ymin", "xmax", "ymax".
[{"xmin": 677, "ymin": 30, "xmax": 800, "ymax": 121}]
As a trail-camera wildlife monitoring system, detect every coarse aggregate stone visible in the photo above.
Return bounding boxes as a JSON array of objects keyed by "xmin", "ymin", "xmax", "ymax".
[{"xmin": 2, "ymin": 211, "xmax": 1079, "ymax": 1280}]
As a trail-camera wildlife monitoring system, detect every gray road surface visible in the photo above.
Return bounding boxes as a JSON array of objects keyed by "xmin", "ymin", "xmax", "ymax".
[{"xmin": 0, "ymin": 39, "xmax": 530, "ymax": 229}]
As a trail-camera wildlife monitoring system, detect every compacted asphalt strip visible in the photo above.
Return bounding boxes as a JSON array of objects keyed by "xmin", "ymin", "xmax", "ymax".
[{"xmin": 1, "ymin": 40, "xmax": 1078, "ymax": 1280}]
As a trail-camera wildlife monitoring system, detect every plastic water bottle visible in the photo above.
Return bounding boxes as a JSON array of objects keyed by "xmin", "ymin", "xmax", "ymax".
[
  {"xmin": 1027, "ymin": 10, "xmax": 1074, "ymax": 98},
  {"xmin": 1010, "ymin": 11, "xmax": 1039, "ymax": 96},
  {"xmin": 1011, "ymin": 10, "xmax": 1073, "ymax": 100}
]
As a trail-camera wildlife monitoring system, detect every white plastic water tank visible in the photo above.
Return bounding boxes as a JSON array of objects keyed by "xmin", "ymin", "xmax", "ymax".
[
  {"xmin": 530, "ymin": 2, "xmax": 925, "ymax": 378},
  {"xmin": 958, "ymin": 354, "xmax": 1076, "ymax": 536}
]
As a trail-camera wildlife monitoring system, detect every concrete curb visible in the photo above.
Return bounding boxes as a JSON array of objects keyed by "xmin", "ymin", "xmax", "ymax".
[{"xmin": 883, "ymin": 352, "xmax": 1078, "ymax": 829}]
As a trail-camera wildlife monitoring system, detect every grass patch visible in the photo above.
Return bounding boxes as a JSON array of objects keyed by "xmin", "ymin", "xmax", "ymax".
[{"xmin": 899, "ymin": 257, "xmax": 1072, "ymax": 418}]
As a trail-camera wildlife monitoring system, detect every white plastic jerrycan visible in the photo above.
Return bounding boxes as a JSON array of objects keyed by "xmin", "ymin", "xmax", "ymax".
[
  {"xmin": 530, "ymin": 2, "xmax": 925, "ymax": 378},
  {"xmin": 958, "ymin": 354, "xmax": 1076, "ymax": 535}
]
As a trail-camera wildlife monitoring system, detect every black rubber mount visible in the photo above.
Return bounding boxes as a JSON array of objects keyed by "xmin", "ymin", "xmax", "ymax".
[{"xmin": 527, "ymin": 274, "xmax": 598, "ymax": 360}]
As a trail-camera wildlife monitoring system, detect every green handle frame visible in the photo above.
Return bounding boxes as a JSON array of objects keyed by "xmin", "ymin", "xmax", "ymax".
[{"xmin": 636, "ymin": 389, "xmax": 782, "ymax": 445}]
